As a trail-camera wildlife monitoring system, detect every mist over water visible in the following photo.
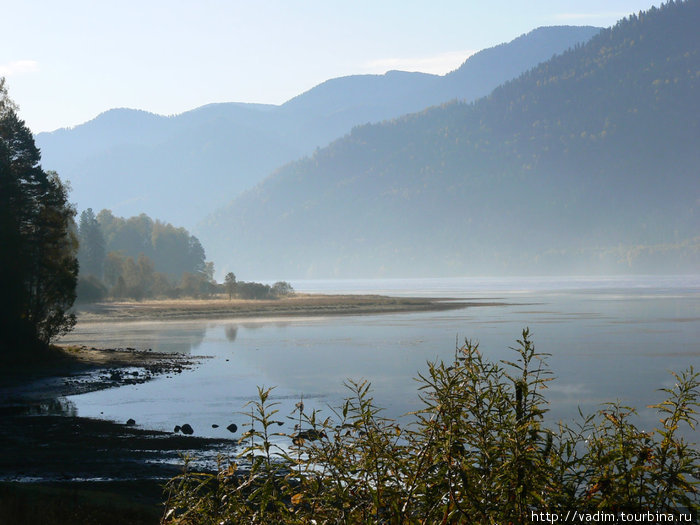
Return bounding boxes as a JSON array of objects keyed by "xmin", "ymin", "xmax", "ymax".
[{"xmin": 62, "ymin": 275, "xmax": 699, "ymax": 440}]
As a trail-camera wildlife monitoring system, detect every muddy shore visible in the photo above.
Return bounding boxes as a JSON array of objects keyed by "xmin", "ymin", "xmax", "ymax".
[
  {"xmin": 0, "ymin": 347, "xmax": 235, "ymax": 523},
  {"xmin": 0, "ymin": 347, "xmax": 234, "ymax": 481}
]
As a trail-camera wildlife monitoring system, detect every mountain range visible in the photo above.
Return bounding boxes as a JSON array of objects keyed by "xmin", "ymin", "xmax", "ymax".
[
  {"xmin": 199, "ymin": 0, "xmax": 699, "ymax": 279},
  {"xmin": 35, "ymin": 26, "xmax": 600, "ymax": 229}
]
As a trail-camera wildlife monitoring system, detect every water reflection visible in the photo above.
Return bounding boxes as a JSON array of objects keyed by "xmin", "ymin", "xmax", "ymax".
[
  {"xmin": 59, "ymin": 321, "xmax": 207, "ymax": 354},
  {"xmin": 62, "ymin": 278, "xmax": 699, "ymax": 440},
  {"xmin": 225, "ymin": 325, "xmax": 238, "ymax": 342},
  {"xmin": 24, "ymin": 397, "xmax": 77, "ymax": 417},
  {"xmin": 240, "ymin": 322, "xmax": 264, "ymax": 330}
]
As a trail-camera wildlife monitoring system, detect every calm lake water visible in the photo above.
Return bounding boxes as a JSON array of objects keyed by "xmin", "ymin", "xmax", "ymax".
[{"xmin": 60, "ymin": 276, "xmax": 700, "ymax": 441}]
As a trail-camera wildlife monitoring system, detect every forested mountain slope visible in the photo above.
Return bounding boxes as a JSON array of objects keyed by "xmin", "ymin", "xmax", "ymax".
[
  {"xmin": 34, "ymin": 26, "xmax": 599, "ymax": 228},
  {"xmin": 201, "ymin": 1, "xmax": 699, "ymax": 278}
]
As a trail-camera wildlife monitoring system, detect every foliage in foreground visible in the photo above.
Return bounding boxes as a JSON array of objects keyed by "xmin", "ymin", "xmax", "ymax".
[{"xmin": 162, "ymin": 329, "xmax": 699, "ymax": 524}]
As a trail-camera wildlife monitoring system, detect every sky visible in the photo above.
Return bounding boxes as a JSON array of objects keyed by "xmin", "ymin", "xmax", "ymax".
[{"xmin": 2, "ymin": 0, "xmax": 663, "ymax": 133}]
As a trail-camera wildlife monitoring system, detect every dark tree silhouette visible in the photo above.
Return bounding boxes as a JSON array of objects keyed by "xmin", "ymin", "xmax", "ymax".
[{"xmin": 0, "ymin": 78, "xmax": 78, "ymax": 357}]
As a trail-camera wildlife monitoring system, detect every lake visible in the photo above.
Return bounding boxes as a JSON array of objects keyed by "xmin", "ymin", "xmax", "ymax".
[{"xmin": 60, "ymin": 275, "xmax": 700, "ymax": 441}]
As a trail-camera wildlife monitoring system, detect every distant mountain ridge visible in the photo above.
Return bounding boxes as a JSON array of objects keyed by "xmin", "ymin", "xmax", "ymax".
[
  {"xmin": 34, "ymin": 26, "xmax": 600, "ymax": 228},
  {"xmin": 199, "ymin": 0, "xmax": 699, "ymax": 279}
]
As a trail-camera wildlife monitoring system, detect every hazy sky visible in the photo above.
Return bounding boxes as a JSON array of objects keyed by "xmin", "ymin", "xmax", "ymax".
[{"xmin": 2, "ymin": 0, "xmax": 662, "ymax": 132}]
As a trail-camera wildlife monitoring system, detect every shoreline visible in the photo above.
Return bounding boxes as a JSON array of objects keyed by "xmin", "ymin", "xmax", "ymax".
[
  {"xmin": 1, "ymin": 294, "xmax": 505, "ymax": 479},
  {"xmin": 0, "ymin": 345, "xmax": 227, "ymax": 471},
  {"xmin": 0, "ymin": 293, "xmax": 506, "ymax": 521},
  {"xmin": 0, "ymin": 346, "xmax": 202, "ymax": 402},
  {"xmin": 73, "ymin": 293, "xmax": 504, "ymax": 323},
  {"xmin": 0, "ymin": 345, "xmax": 234, "ymax": 517}
]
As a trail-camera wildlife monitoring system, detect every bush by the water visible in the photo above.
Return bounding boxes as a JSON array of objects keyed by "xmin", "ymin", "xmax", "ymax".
[
  {"xmin": 162, "ymin": 329, "xmax": 699, "ymax": 524},
  {"xmin": 235, "ymin": 281, "xmax": 295, "ymax": 300}
]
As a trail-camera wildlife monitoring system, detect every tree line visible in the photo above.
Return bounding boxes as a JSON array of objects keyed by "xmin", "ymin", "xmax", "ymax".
[
  {"xmin": 0, "ymin": 78, "xmax": 292, "ymax": 360},
  {"xmin": 76, "ymin": 209, "xmax": 294, "ymax": 302},
  {"xmin": 75, "ymin": 208, "xmax": 213, "ymax": 301}
]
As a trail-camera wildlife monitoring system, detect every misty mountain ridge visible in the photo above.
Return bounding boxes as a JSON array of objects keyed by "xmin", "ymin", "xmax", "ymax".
[
  {"xmin": 35, "ymin": 25, "xmax": 600, "ymax": 228},
  {"xmin": 199, "ymin": 0, "xmax": 699, "ymax": 279}
]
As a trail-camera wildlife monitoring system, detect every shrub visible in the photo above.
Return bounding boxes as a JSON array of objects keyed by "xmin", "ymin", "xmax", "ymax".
[
  {"xmin": 162, "ymin": 330, "xmax": 699, "ymax": 524},
  {"xmin": 271, "ymin": 281, "xmax": 295, "ymax": 297},
  {"xmin": 236, "ymin": 281, "xmax": 274, "ymax": 300}
]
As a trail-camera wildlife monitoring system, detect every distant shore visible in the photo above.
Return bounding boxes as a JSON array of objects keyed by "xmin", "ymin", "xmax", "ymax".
[{"xmin": 74, "ymin": 293, "xmax": 504, "ymax": 323}]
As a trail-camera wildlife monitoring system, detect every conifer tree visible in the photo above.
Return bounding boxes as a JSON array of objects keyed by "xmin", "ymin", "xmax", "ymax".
[
  {"xmin": 0, "ymin": 78, "xmax": 78, "ymax": 356},
  {"xmin": 78, "ymin": 207, "xmax": 106, "ymax": 278}
]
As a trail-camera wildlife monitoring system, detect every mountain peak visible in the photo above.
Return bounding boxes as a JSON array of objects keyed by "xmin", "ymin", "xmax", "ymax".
[
  {"xmin": 35, "ymin": 25, "xmax": 603, "ymax": 232},
  {"xmin": 200, "ymin": 1, "xmax": 699, "ymax": 278}
]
